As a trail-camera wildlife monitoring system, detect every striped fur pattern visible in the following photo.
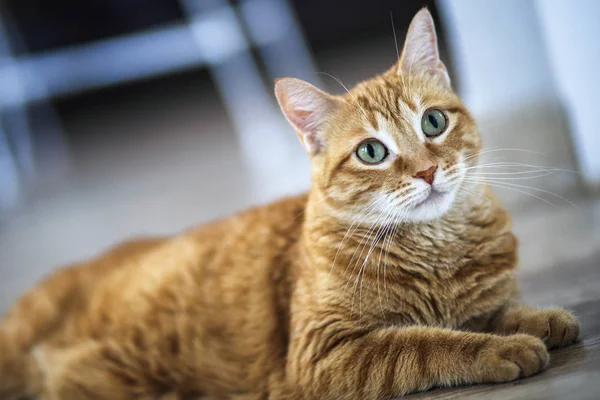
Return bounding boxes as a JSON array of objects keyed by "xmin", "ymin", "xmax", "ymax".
[{"xmin": 0, "ymin": 8, "xmax": 579, "ymax": 400}]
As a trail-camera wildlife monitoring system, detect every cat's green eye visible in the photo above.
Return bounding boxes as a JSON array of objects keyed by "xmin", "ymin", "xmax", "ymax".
[
  {"xmin": 356, "ymin": 139, "xmax": 388, "ymax": 164},
  {"xmin": 421, "ymin": 109, "xmax": 447, "ymax": 138}
]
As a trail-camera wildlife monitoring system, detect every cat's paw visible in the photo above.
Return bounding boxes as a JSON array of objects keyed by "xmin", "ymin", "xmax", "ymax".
[
  {"xmin": 475, "ymin": 334, "xmax": 549, "ymax": 383},
  {"xmin": 501, "ymin": 308, "xmax": 579, "ymax": 349}
]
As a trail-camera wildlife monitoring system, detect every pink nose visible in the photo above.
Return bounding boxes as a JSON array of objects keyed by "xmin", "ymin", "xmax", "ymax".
[{"xmin": 413, "ymin": 165, "xmax": 438, "ymax": 185}]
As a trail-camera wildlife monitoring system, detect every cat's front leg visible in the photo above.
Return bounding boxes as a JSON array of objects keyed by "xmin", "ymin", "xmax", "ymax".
[
  {"xmin": 287, "ymin": 325, "xmax": 549, "ymax": 399},
  {"xmin": 493, "ymin": 305, "xmax": 579, "ymax": 349}
]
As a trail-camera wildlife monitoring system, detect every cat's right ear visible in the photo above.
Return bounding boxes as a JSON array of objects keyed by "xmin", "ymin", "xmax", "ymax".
[
  {"xmin": 397, "ymin": 8, "xmax": 450, "ymax": 88},
  {"xmin": 274, "ymin": 78, "xmax": 341, "ymax": 155}
]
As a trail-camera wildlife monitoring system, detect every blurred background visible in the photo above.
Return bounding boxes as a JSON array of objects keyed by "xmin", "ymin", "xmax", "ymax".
[{"xmin": 1, "ymin": 0, "xmax": 599, "ymax": 313}]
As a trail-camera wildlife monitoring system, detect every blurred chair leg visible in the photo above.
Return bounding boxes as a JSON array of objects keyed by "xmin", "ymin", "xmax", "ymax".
[
  {"xmin": 0, "ymin": 13, "xmax": 35, "ymax": 186},
  {"xmin": 239, "ymin": 0, "xmax": 320, "ymax": 85},
  {"xmin": 0, "ymin": 117, "xmax": 21, "ymax": 214},
  {"xmin": 0, "ymin": 9, "xmax": 69, "ymax": 193},
  {"xmin": 179, "ymin": 0, "xmax": 302, "ymax": 187}
]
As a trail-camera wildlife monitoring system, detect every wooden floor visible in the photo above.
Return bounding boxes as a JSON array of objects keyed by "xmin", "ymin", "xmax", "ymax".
[{"xmin": 406, "ymin": 250, "xmax": 600, "ymax": 400}]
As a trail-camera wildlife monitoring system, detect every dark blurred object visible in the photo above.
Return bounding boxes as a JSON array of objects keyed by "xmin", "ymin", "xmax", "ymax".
[
  {"xmin": 5, "ymin": 0, "xmax": 442, "ymax": 55},
  {"xmin": 293, "ymin": 0, "xmax": 442, "ymax": 51},
  {"xmin": 5, "ymin": 0, "xmax": 184, "ymax": 54}
]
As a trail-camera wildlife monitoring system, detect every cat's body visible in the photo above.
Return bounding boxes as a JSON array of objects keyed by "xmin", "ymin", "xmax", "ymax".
[
  {"xmin": 0, "ymin": 196, "xmax": 305, "ymax": 399},
  {"xmin": 0, "ymin": 9, "xmax": 579, "ymax": 400},
  {"xmin": 0, "ymin": 188, "xmax": 515, "ymax": 399}
]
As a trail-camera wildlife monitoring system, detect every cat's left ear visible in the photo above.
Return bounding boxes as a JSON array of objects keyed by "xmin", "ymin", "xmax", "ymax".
[
  {"xmin": 398, "ymin": 8, "xmax": 450, "ymax": 88},
  {"xmin": 275, "ymin": 78, "xmax": 342, "ymax": 155}
]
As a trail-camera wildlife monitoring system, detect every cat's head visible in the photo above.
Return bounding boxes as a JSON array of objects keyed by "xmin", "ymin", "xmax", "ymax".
[{"xmin": 275, "ymin": 9, "xmax": 481, "ymax": 223}]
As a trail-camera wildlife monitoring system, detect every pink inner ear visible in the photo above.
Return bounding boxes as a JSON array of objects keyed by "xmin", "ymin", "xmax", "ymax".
[
  {"xmin": 302, "ymin": 132, "xmax": 323, "ymax": 154},
  {"xmin": 275, "ymin": 77, "xmax": 341, "ymax": 155},
  {"xmin": 288, "ymin": 108, "xmax": 321, "ymax": 138},
  {"xmin": 293, "ymin": 110, "xmax": 314, "ymax": 128},
  {"xmin": 292, "ymin": 110, "xmax": 324, "ymax": 154}
]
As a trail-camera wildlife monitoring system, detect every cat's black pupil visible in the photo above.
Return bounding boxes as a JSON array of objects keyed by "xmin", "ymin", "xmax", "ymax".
[
  {"xmin": 428, "ymin": 114, "xmax": 438, "ymax": 129},
  {"xmin": 367, "ymin": 144, "xmax": 375, "ymax": 158}
]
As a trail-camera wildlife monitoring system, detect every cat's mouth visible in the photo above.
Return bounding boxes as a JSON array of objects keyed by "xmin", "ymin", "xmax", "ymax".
[{"xmin": 411, "ymin": 188, "xmax": 448, "ymax": 209}]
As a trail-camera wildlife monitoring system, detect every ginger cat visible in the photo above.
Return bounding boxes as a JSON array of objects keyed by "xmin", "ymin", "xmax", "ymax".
[{"xmin": 0, "ymin": 9, "xmax": 580, "ymax": 400}]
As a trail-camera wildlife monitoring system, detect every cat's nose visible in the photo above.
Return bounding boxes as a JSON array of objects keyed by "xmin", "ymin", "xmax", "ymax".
[{"xmin": 413, "ymin": 165, "xmax": 438, "ymax": 185}]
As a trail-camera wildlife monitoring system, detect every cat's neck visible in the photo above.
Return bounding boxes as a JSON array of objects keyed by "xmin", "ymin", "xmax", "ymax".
[
  {"xmin": 304, "ymin": 184, "xmax": 491, "ymax": 236},
  {"xmin": 301, "ymin": 183, "xmax": 508, "ymax": 274}
]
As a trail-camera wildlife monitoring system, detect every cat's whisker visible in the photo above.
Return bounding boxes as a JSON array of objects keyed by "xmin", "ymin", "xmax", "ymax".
[
  {"xmin": 350, "ymin": 205, "xmax": 391, "ymax": 318},
  {"xmin": 376, "ymin": 206, "xmax": 402, "ymax": 321},
  {"xmin": 443, "ymin": 163, "xmax": 464, "ymax": 178},
  {"xmin": 351, "ymin": 192, "xmax": 412, "ymax": 318},
  {"xmin": 472, "ymin": 178, "xmax": 579, "ymax": 209},
  {"xmin": 346, "ymin": 202, "xmax": 390, "ymax": 269},
  {"xmin": 463, "ymin": 178, "xmax": 566, "ymax": 208},
  {"xmin": 442, "ymin": 170, "xmax": 463, "ymax": 183},
  {"xmin": 375, "ymin": 222, "xmax": 389, "ymax": 321},
  {"xmin": 377, "ymin": 209, "xmax": 403, "ymax": 315},
  {"xmin": 388, "ymin": 187, "xmax": 413, "ymax": 201},
  {"xmin": 333, "ymin": 196, "xmax": 388, "ymax": 281},
  {"xmin": 390, "ymin": 11, "xmax": 408, "ymax": 91},
  {"xmin": 316, "ymin": 72, "xmax": 370, "ymax": 123},
  {"xmin": 480, "ymin": 184, "xmax": 559, "ymax": 208},
  {"xmin": 457, "ymin": 186, "xmax": 492, "ymax": 204},
  {"xmin": 398, "ymin": 193, "xmax": 426, "ymax": 210},
  {"xmin": 293, "ymin": 192, "xmax": 338, "ymax": 221},
  {"xmin": 461, "ymin": 148, "xmax": 489, "ymax": 162},
  {"xmin": 465, "ymin": 163, "xmax": 548, "ymax": 171},
  {"xmin": 462, "ymin": 148, "xmax": 548, "ymax": 162},
  {"xmin": 382, "ymin": 208, "xmax": 407, "ymax": 308},
  {"xmin": 390, "ymin": 11, "xmax": 400, "ymax": 62},
  {"xmin": 467, "ymin": 165, "xmax": 580, "ymax": 176},
  {"xmin": 465, "ymin": 161, "xmax": 575, "ymax": 171},
  {"xmin": 466, "ymin": 170, "xmax": 559, "ymax": 176},
  {"xmin": 359, "ymin": 211, "xmax": 394, "ymax": 319},
  {"xmin": 476, "ymin": 119, "xmax": 517, "ymax": 131},
  {"xmin": 383, "ymin": 207, "xmax": 405, "ymax": 309},
  {"xmin": 465, "ymin": 171, "xmax": 558, "ymax": 181},
  {"xmin": 345, "ymin": 198, "xmax": 391, "ymax": 294},
  {"xmin": 382, "ymin": 228, "xmax": 393, "ymax": 310}
]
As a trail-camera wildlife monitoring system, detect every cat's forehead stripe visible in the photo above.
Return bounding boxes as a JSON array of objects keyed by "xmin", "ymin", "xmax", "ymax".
[
  {"xmin": 365, "ymin": 116, "xmax": 401, "ymax": 155},
  {"xmin": 397, "ymin": 98, "xmax": 415, "ymax": 120},
  {"xmin": 361, "ymin": 95, "xmax": 428, "ymax": 150},
  {"xmin": 357, "ymin": 91, "xmax": 403, "ymax": 128}
]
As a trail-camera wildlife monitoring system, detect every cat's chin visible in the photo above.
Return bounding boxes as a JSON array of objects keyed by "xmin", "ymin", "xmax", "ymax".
[{"xmin": 406, "ymin": 190, "xmax": 456, "ymax": 222}]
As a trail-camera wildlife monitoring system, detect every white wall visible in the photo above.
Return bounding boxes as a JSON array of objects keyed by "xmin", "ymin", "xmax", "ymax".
[
  {"xmin": 438, "ymin": 0, "xmax": 600, "ymax": 187},
  {"xmin": 535, "ymin": 0, "xmax": 600, "ymax": 186},
  {"xmin": 437, "ymin": 0, "xmax": 555, "ymax": 116},
  {"xmin": 436, "ymin": 0, "xmax": 578, "ymax": 203}
]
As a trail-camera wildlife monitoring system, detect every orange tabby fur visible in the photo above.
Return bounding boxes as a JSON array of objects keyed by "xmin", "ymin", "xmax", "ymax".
[{"xmin": 0, "ymin": 9, "xmax": 579, "ymax": 400}]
